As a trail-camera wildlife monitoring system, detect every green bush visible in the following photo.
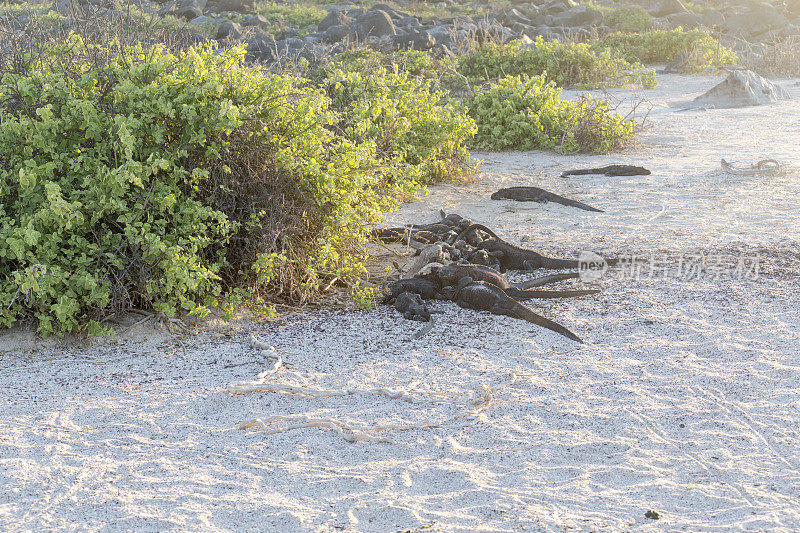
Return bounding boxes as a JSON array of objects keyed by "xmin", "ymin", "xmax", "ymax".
[
  {"xmin": 603, "ymin": 4, "xmax": 653, "ymax": 32},
  {"xmin": 467, "ymin": 75, "xmax": 634, "ymax": 153},
  {"xmin": 580, "ymin": 2, "xmax": 653, "ymax": 32},
  {"xmin": 457, "ymin": 38, "xmax": 656, "ymax": 89},
  {"xmin": 0, "ymin": 37, "xmax": 474, "ymax": 335},
  {"xmin": 319, "ymin": 51, "xmax": 475, "ymax": 185},
  {"xmin": 0, "ymin": 2, "xmax": 65, "ymax": 27},
  {"xmin": 323, "ymin": 65, "xmax": 476, "ymax": 185},
  {"xmin": 317, "ymin": 47, "xmax": 470, "ymax": 94},
  {"xmin": 599, "ymin": 28, "xmax": 738, "ymax": 72},
  {"xmin": 257, "ymin": 2, "xmax": 327, "ymax": 28},
  {"xmin": 324, "ymin": 48, "xmax": 442, "ymax": 79}
]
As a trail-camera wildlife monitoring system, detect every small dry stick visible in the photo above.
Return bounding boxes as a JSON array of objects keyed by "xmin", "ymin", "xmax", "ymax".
[{"xmin": 223, "ymin": 334, "xmax": 283, "ymax": 381}]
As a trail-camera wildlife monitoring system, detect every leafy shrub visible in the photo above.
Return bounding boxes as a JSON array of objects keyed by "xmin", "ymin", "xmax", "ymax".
[
  {"xmin": 258, "ymin": 2, "xmax": 326, "ymax": 29},
  {"xmin": 323, "ymin": 65, "xmax": 476, "ymax": 185},
  {"xmin": 467, "ymin": 75, "xmax": 634, "ymax": 153},
  {"xmin": 0, "ymin": 37, "xmax": 474, "ymax": 335},
  {"xmin": 581, "ymin": 1, "xmax": 653, "ymax": 32},
  {"xmin": 603, "ymin": 4, "xmax": 653, "ymax": 32},
  {"xmin": 567, "ymin": 95, "xmax": 636, "ymax": 154},
  {"xmin": 317, "ymin": 47, "xmax": 471, "ymax": 94},
  {"xmin": 322, "ymin": 48, "xmax": 442, "ymax": 81},
  {"xmin": 457, "ymin": 38, "xmax": 656, "ymax": 89},
  {"xmin": 0, "ymin": 2, "xmax": 65, "ymax": 28},
  {"xmin": 600, "ymin": 28, "xmax": 737, "ymax": 72}
]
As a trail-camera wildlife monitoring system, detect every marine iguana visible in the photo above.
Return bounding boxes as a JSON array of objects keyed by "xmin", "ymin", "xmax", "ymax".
[
  {"xmin": 454, "ymin": 224, "xmax": 580, "ymax": 271},
  {"xmin": 490, "ymin": 186, "xmax": 603, "ymax": 213},
  {"xmin": 372, "ymin": 215, "xmax": 471, "ymax": 246},
  {"xmin": 392, "ymin": 291, "xmax": 431, "ymax": 322},
  {"xmin": 428, "ymin": 264, "xmax": 599, "ymax": 300},
  {"xmin": 454, "ymin": 281, "xmax": 583, "ymax": 343},
  {"xmin": 560, "ymin": 164, "xmax": 651, "ymax": 177},
  {"xmin": 383, "ymin": 278, "xmax": 440, "ymax": 303}
]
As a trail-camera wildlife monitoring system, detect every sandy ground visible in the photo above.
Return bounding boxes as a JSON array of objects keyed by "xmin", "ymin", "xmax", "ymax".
[{"xmin": 2, "ymin": 74, "xmax": 800, "ymax": 532}]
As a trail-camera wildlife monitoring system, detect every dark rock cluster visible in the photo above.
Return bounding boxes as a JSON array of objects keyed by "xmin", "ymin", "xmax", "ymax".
[
  {"xmin": 4, "ymin": 0, "xmax": 800, "ymax": 65},
  {"xmin": 244, "ymin": 4, "xmax": 520, "ymax": 64},
  {"xmin": 233, "ymin": 1, "xmax": 800, "ymax": 64}
]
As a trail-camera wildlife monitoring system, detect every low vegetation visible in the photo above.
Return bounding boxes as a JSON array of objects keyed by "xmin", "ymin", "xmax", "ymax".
[
  {"xmin": 0, "ymin": 2, "xmax": 64, "ymax": 27},
  {"xmin": 468, "ymin": 75, "xmax": 634, "ymax": 153},
  {"xmin": 253, "ymin": 2, "xmax": 327, "ymax": 38},
  {"xmin": 0, "ymin": 36, "xmax": 475, "ymax": 335},
  {"xmin": 321, "ymin": 47, "xmax": 638, "ymax": 154},
  {"xmin": 602, "ymin": 4, "xmax": 653, "ymax": 33},
  {"xmin": 581, "ymin": 2, "xmax": 653, "ymax": 33},
  {"xmin": 599, "ymin": 28, "xmax": 738, "ymax": 73},
  {"xmin": 460, "ymin": 29, "xmax": 737, "ymax": 86},
  {"xmin": 323, "ymin": 65, "xmax": 476, "ymax": 185},
  {"xmin": 457, "ymin": 38, "xmax": 657, "ymax": 89}
]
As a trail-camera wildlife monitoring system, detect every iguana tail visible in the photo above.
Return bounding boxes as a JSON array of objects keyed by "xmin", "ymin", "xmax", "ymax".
[
  {"xmin": 513, "ymin": 272, "xmax": 580, "ymax": 288},
  {"xmin": 506, "ymin": 288, "xmax": 600, "ymax": 300},
  {"xmin": 551, "ymin": 194, "xmax": 604, "ymax": 213},
  {"xmin": 510, "ymin": 303, "xmax": 583, "ymax": 343}
]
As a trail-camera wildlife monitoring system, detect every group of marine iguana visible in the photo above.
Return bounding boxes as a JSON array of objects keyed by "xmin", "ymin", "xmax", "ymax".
[
  {"xmin": 374, "ymin": 164, "xmax": 650, "ymax": 343},
  {"xmin": 374, "ymin": 213, "xmax": 602, "ymax": 343}
]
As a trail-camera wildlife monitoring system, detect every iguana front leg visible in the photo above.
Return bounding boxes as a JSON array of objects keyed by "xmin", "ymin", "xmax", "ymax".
[{"xmin": 456, "ymin": 276, "xmax": 474, "ymax": 290}]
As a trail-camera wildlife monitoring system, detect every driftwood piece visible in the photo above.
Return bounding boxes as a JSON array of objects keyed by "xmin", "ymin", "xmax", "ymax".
[
  {"xmin": 237, "ymin": 374, "xmax": 518, "ymax": 443},
  {"xmin": 721, "ymin": 159, "xmax": 782, "ymax": 176}
]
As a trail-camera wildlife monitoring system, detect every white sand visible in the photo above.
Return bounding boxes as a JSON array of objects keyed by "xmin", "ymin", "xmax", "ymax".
[{"xmin": 2, "ymin": 74, "xmax": 800, "ymax": 532}]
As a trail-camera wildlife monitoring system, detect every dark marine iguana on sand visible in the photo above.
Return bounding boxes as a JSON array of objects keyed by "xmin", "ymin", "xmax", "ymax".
[
  {"xmin": 454, "ymin": 224, "xmax": 580, "ymax": 271},
  {"xmin": 454, "ymin": 281, "xmax": 583, "ymax": 343},
  {"xmin": 383, "ymin": 266, "xmax": 593, "ymax": 304},
  {"xmin": 382, "ymin": 279, "xmax": 440, "ymax": 323},
  {"xmin": 560, "ymin": 164, "xmax": 650, "ymax": 177},
  {"xmin": 522, "ymin": 272, "xmax": 581, "ymax": 286},
  {"xmin": 383, "ymin": 278, "xmax": 440, "ymax": 304},
  {"xmin": 428, "ymin": 264, "xmax": 598, "ymax": 300},
  {"xmin": 382, "ymin": 273, "xmax": 590, "ymax": 341},
  {"xmin": 490, "ymin": 186, "xmax": 603, "ymax": 213},
  {"xmin": 392, "ymin": 291, "xmax": 432, "ymax": 322}
]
